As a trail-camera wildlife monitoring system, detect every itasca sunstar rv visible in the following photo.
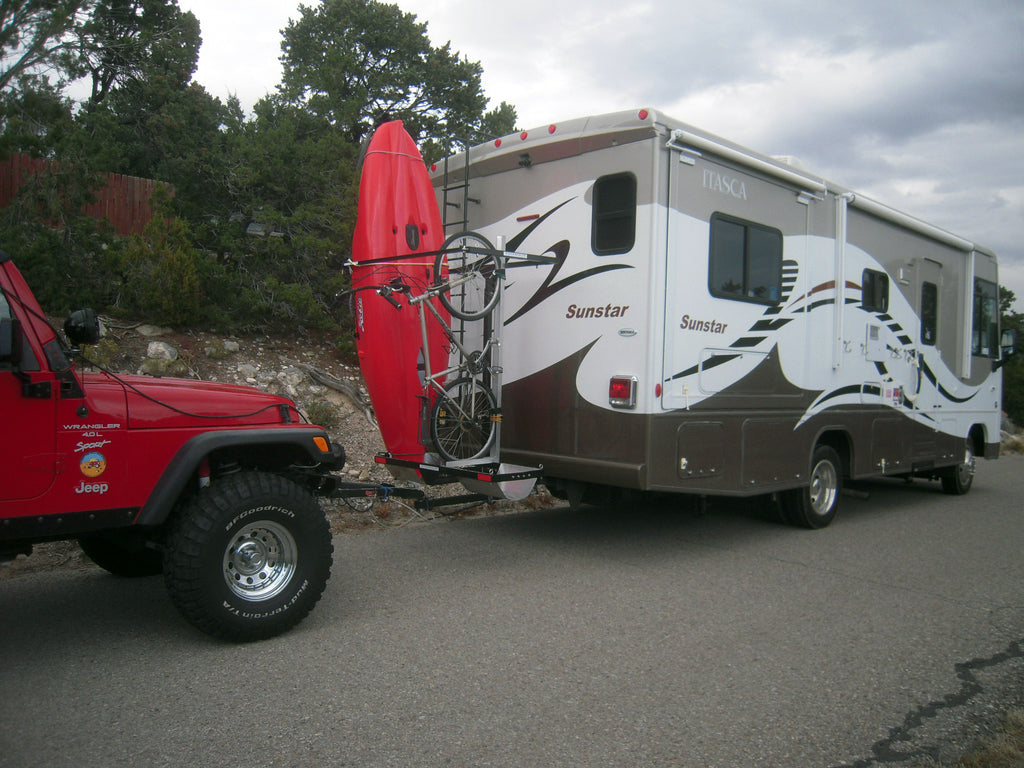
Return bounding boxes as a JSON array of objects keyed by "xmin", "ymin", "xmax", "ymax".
[{"xmin": 428, "ymin": 109, "xmax": 1012, "ymax": 528}]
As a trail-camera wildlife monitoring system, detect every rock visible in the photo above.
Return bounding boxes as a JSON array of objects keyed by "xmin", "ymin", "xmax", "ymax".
[
  {"xmin": 139, "ymin": 357, "xmax": 189, "ymax": 377},
  {"xmin": 277, "ymin": 366, "xmax": 306, "ymax": 397},
  {"xmin": 205, "ymin": 339, "xmax": 241, "ymax": 359},
  {"xmin": 146, "ymin": 341, "xmax": 178, "ymax": 360},
  {"xmin": 236, "ymin": 363, "xmax": 258, "ymax": 379},
  {"xmin": 136, "ymin": 324, "xmax": 171, "ymax": 337}
]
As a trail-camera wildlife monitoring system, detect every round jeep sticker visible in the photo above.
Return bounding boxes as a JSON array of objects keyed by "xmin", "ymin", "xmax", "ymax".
[{"xmin": 80, "ymin": 451, "xmax": 107, "ymax": 478}]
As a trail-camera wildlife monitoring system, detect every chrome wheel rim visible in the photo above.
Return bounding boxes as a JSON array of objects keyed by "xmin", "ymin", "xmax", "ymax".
[
  {"xmin": 809, "ymin": 459, "xmax": 838, "ymax": 517},
  {"xmin": 957, "ymin": 447, "xmax": 976, "ymax": 486},
  {"xmin": 223, "ymin": 521, "xmax": 297, "ymax": 601}
]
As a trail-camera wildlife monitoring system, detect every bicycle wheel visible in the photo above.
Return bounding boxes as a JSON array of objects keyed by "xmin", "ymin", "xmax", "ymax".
[
  {"xmin": 429, "ymin": 377, "xmax": 498, "ymax": 461},
  {"xmin": 433, "ymin": 231, "xmax": 500, "ymax": 321}
]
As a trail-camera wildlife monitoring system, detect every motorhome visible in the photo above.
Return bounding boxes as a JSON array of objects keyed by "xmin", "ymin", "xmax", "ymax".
[{"xmin": 428, "ymin": 108, "xmax": 1010, "ymax": 527}]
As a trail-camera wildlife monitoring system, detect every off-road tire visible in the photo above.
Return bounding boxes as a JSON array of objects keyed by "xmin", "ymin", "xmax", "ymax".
[
  {"xmin": 163, "ymin": 471, "xmax": 333, "ymax": 642},
  {"xmin": 779, "ymin": 445, "xmax": 842, "ymax": 529},
  {"xmin": 78, "ymin": 531, "xmax": 163, "ymax": 577}
]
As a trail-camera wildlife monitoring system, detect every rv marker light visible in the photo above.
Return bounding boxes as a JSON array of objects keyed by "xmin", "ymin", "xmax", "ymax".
[
  {"xmin": 520, "ymin": 131, "xmax": 529, "ymax": 140},
  {"xmin": 549, "ymin": 124, "xmax": 557, "ymax": 134},
  {"xmin": 638, "ymin": 109, "xmax": 649, "ymax": 120},
  {"xmin": 494, "ymin": 138, "xmax": 502, "ymax": 147}
]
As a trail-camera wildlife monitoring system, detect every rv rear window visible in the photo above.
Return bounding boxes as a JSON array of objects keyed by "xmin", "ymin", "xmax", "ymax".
[
  {"xmin": 921, "ymin": 281, "xmax": 938, "ymax": 346},
  {"xmin": 592, "ymin": 173, "xmax": 636, "ymax": 255},
  {"xmin": 972, "ymin": 278, "xmax": 998, "ymax": 357},
  {"xmin": 708, "ymin": 214, "xmax": 782, "ymax": 305},
  {"xmin": 861, "ymin": 269, "xmax": 889, "ymax": 313}
]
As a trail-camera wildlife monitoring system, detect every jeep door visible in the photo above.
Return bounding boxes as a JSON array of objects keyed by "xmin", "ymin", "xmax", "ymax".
[{"xmin": 0, "ymin": 290, "xmax": 58, "ymax": 502}]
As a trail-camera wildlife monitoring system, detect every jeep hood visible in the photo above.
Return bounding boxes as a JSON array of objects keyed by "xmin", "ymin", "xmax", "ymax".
[{"xmin": 83, "ymin": 372, "xmax": 302, "ymax": 429}]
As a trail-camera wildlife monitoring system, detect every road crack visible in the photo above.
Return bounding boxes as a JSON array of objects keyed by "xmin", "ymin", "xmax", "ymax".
[{"xmin": 834, "ymin": 638, "xmax": 1024, "ymax": 767}]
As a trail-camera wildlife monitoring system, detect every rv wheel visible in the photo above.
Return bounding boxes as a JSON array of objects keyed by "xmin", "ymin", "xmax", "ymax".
[
  {"xmin": 940, "ymin": 446, "xmax": 975, "ymax": 495},
  {"xmin": 780, "ymin": 445, "xmax": 842, "ymax": 529}
]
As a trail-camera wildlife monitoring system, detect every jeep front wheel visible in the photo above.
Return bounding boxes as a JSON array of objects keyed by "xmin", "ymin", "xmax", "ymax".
[{"xmin": 163, "ymin": 471, "xmax": 333, "ymax": 641}]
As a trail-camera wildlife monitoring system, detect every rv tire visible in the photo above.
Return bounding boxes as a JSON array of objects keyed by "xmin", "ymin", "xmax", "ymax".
[
  {"xmin": 780, "ymin": 445, "xmax": 842, "ymax": 529},
  {"xmin": 940, "ymin": 446, "xmax": 975, "ymax": 495}
]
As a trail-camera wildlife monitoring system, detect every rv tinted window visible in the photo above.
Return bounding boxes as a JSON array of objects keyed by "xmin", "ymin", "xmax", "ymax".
[
  {"xmin": 972, "ymin": 278, "xmax": 998, "ymax": 357},
  {"xmin": 592, "ymin": 173, "xmax": 636, "ymax": 255},
  {"xmin": 708, "ymin": 214, "xmax": 782, "ymax": 305},
  {"xmin": 861, "ymin": 269, "xmax": 889, "ymax": 313},
  {"xmin": 921, "ymin": 282, "xmax": 938, "ymax": 346}
]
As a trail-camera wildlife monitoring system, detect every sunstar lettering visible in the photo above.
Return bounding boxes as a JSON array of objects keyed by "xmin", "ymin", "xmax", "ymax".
[
  {"xmin": 680, "ymin": 314, "xmax": 728, "ymax": 334},
  {"xmin": 566, "ymin": 303, "xmax": 630, "ymax": 319}
]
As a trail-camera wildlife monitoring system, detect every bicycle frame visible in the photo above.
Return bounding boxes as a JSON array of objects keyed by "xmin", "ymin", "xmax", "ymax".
[{"xmin": 407, "ymin": 272, "xmax": 500, "ymax": 465}]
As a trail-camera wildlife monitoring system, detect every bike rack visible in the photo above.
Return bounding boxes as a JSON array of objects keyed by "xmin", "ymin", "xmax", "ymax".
[{"xmin": 373, "ymin": 454, "xmax": 543, "ymax": 502}]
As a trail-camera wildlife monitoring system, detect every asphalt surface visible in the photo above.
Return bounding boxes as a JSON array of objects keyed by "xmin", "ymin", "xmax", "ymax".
[{"xmin": 2, "ymin": 457, "xmax": 1022, "ymax": 768}]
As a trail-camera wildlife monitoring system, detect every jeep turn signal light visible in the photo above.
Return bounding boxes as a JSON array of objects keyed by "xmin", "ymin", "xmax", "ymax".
[
  {"xmin": 609, "ymin": 376, "xmax": 638, "ymax": 409},
  {"xmin": 314, "ymin": 436, "xmax": 330, "ymax": 453}
]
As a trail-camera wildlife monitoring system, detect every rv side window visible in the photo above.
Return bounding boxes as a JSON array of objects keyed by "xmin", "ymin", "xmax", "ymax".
[
  {"xmin": 972, "ymin": 278, "xmax": 998, "ymax": 357},
  {"xmin": 861, "ymin": 269, "xmax": 889, "ymax": 313},
  {"xmin": 708, "ymin": 214, "xmax": 782, "ymax": 305},
  {"xmin": 921, "ymin": 281, "xmax": 938, "ymax": 346},
  {"xmin": 592, "ymin": 173, "xmax": 636, "ymax": 255}
]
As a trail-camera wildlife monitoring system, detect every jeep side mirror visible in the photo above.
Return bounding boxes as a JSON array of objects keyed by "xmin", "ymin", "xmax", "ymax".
[
  {"xmin": 64, "ymin": 308, "xmax": 100, "ymax": 347},
  {"xmin": 0, "ymin": 317, "xmax": 21, "ymax": 365}
]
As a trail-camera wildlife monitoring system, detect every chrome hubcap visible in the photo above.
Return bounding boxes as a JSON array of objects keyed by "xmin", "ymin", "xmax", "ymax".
[
  {"xmin": 809, "ymin": 459, "xmax": 838, "ymax": 517},
  {"xmin": 957, "ymin": 448, "xmax": 976, "ymax": 485},
  {"xmin": 223, "ymin": 521, "xmax": 297, "ymax": 601}
]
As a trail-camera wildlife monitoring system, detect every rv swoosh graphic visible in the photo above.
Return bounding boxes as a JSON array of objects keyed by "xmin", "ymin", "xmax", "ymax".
[
  {"xmin": 506, "ymin": 199, "xmax": 574, "ymax": 251},
  {"xmin": 503, "ymin": 200, "xmax": 633, "ymax": 325}
]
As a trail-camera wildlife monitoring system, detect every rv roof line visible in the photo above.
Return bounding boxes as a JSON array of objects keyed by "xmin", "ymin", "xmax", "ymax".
[
  {"xmin": 665, "ymin": 127, "xmax": 828, "ymax": 195},
  {"xmin": 440, "ymin": 108, "xmax": 985, "ymax": 254},
  {"xmin": 845, "ymin": 192, "xmax": 976, "ymax": 252}
]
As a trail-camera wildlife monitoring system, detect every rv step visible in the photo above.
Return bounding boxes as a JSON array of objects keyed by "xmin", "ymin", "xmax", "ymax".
[{"xmin": 375, "ymin": 453, "xmax": 542, "ymax": 501}]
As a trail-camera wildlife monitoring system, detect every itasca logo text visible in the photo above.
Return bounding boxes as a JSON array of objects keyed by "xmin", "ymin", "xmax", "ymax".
[{"xmin": 703, "ymin": 169, "xmax": 748, "ymax": 200}]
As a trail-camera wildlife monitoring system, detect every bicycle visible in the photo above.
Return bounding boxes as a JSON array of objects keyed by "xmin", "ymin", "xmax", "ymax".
[{"xmin": 349, "ymin": 231, "xmax": 503, "ymax": 463}]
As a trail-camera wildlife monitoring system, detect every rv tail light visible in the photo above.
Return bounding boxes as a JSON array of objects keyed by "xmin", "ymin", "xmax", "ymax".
[{"xmin": 609, "ymin": 376, "xmax": 638, "ymax": 409}]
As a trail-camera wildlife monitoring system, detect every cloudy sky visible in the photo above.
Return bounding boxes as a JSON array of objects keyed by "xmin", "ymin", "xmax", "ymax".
[{"xmin": 178, "ymin": 0, "xmax": 1024, "ymax": 309}]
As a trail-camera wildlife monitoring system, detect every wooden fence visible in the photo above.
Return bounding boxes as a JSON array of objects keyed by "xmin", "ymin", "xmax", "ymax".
[{"xmin": 0, "ymin": 154, "xmax": 158, "ymax": 236}]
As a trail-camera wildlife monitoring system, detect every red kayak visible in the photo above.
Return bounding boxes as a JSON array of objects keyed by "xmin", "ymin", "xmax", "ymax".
[{"xmin": 350, "ymin": 121, "xmax": 449, "ymax": 461}]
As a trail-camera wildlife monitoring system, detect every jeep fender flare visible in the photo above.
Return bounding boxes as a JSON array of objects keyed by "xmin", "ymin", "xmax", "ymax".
[{"xmin": 135, "ymin": 428, "xmax": 337, "ymax": 527}]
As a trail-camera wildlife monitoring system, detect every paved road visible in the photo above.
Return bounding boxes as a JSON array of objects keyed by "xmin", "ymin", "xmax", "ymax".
[{"xmin": 2, "ymin": 457, "xmax": 1022, "ymax": 768}]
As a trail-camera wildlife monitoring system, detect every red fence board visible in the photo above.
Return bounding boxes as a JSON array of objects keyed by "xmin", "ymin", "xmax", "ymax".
[{"xmin": 0, "ymin": 154, "xmax": 158, "ymax": 236}]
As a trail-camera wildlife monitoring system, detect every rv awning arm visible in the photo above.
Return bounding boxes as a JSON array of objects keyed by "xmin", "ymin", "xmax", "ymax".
[{"xmin": 665, "ymin": 129, "xmax": 828, "ymax": 194}]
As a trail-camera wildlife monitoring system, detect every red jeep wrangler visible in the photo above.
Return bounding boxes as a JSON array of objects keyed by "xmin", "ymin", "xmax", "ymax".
[{"xmin": 1, "ymin": 253, "xmax": 342, "ymax": 641}]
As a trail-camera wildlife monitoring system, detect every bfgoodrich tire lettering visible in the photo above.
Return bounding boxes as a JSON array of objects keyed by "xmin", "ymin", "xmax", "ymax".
[{"xmin": 163, "ymin": 472, "xmax": 332, "ymax": 641}]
